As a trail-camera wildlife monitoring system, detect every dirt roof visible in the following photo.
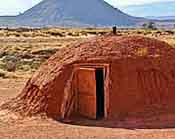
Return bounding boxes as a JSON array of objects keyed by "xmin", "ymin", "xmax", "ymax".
[
  {"xmin": 1, "ymin": 35, "xmax": 174, "ymax": 118},
  {"xmin": 30, "ymin": 35, "xmax": 172, "ymax": 86}
]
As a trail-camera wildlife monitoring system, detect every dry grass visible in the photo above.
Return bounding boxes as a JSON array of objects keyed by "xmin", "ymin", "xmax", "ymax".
[{"xmin": 0, "ymin": 27, "xmax": 174, "ymax": 78}]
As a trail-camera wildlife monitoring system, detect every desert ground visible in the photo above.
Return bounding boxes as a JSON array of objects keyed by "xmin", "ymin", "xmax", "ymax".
[{"xmin": 0, "ymin": 28, "xmax": 175, "ymax": 139}]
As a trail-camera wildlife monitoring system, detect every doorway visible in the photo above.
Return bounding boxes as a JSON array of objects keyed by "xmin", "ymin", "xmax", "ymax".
[
  {"xmin": 96, "ymin": 68, "xmax": 105, "ymax": 119},
  {"xmin": 76, "ymin": 67, "xmax": 105, "ymax": 120}
]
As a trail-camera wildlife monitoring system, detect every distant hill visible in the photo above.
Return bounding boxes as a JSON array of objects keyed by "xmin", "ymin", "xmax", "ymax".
[
  {"xmin": 0, "ymin": 16, "xmax": 16, "ymax": 26},
  {"xmin": 0, "ymin": 0, "xmax": 144, "ymax": 27},
  {"xmin": 121, "ymin": 1, "xmax": 175, "ymax": 17},
  {"xmin": 146, "ymin": 16, "xmax": 175, "ymax": 21}
]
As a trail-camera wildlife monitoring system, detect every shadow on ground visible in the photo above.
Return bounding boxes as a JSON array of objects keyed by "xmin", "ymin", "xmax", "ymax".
[{"xmin": 61, "ymin": 115, "xmax": 175, "ymax": 130}]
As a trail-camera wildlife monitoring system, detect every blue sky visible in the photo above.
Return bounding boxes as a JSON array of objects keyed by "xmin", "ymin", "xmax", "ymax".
[
  {"xmin": 0, "ymin": 0, "xmax": 175, "ymax": 16},
  {"xmin": 106, "ymin": 0, "xmax": 175, "ymax": 6}
]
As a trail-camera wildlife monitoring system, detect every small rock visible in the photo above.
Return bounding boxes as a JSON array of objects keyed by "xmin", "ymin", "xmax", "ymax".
[
  {"xmin": 6, "ymin": 61, "xmax": 17, "ymax": 72},
  {"xmin": 0, "ymin": 51, "xmax": 6, "ymax": 58}
]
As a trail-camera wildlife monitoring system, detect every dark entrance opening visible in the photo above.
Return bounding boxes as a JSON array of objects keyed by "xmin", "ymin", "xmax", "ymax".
[{"xmin": 95, "ymin": 68, "xmax": 105, "ymax": 119}]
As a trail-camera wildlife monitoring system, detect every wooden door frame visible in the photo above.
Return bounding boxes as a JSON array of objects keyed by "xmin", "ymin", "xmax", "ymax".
[{"xmin": 73, "ymin": 63, "xmax": 110, "ymax": 119}]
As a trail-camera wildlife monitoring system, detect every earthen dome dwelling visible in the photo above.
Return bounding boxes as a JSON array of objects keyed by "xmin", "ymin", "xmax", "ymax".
[{"xmin": 1, "ymin": 35, "xmax": 175, "ymax": 121}]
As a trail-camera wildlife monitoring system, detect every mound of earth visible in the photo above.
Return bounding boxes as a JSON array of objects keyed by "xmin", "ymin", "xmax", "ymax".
[{"xmin": 1, "ymin": 35, "xmax": 175, "ymax": 121}]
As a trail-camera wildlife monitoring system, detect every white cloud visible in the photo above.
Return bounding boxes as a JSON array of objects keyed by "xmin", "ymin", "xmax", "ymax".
[
  {"xmin": 0, "ymin": 0, "xmax": 41, "ymax": 15},
  {"xmin": 32, "ymin": 0, "xmax": 42, "ymax": 6}
]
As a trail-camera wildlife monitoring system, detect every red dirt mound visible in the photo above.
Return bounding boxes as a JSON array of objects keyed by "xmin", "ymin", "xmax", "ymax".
[{"xmin": 1, "ymin": 35, "xmax": 175, "ymax": 120}]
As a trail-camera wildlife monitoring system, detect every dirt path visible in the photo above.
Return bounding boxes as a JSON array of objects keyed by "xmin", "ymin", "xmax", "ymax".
[
  {"xmin": 0, "ymin": 78, "xmax": 26, "ymax": 106},
  {"xmin": 1, "ymin": 78, "xmax": 175, "ymax": 139},
  {"xmin": 1, "ymin": 118, "xmax": 175, "ymax": 139}
]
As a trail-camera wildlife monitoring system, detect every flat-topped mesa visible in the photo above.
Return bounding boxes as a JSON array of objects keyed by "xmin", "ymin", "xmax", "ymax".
[{"xmin": 1, "ymin": 35, "xmax": 175, "ymax": 121}]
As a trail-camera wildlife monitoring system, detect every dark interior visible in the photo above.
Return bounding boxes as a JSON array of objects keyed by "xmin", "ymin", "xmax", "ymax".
[{"xmin": 95, "ymin": 68, "xmax": 105, "ymax": 119}]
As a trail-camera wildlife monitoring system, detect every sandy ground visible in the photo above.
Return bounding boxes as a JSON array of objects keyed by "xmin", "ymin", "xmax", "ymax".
[{"xmin": 1, "ymin": 78, "xmax": 175, "ymax": 139}]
